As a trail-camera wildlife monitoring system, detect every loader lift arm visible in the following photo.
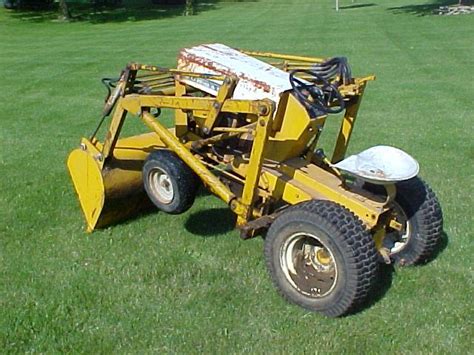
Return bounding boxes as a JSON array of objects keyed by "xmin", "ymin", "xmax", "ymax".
[{"xmin": 74, "ymin": 62, "xmax": 277, "ymax": 232}]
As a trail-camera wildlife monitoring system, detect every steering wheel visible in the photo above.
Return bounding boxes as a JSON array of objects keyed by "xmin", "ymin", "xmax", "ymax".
[{"xmin": 289, "ymin": 69, "xmax": 345, "ymax": 114}]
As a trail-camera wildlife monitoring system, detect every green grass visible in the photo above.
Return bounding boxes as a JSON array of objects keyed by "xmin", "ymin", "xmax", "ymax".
[{"xmin": 1, "ymin": 0, "xmax": 473, "ymax": 352}]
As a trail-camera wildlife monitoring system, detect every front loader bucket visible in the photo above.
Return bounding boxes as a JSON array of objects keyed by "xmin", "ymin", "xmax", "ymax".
[{"xmin": 67, "ymin": 132, "xmax": 164, "ymax": 232}]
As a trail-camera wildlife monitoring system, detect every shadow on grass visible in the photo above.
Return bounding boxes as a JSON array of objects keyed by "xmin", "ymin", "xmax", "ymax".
[
  {"xmin": 387, "ymin": 0, "xmax": 468, "ymax": 16},
  {"xmin": 355, "ymin": 263, "xmax": 395, "ymax": 314},
  {"xmin": 339, "ymin": 3, "xmax": 376, "ymax": 10},
  {"xmin": 4, "ymin": 0, "xmax": 258, "ymax": 23},
  {"xmin": 184, "ymin": 207, "xmax": 236, "ymax": 237},
  {"xmin": 355, "ymin": 231, "xmax": 449, "ymax": 314}
]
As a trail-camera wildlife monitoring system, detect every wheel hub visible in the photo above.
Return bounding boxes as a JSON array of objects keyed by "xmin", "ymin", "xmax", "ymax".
[
  {"xmin": 149, "ymin": 168, "xmax": 174, "ymax": 204},
  {"xmin": 281, "ymin": 232, "xmax": 338, "ymax": 298},
  {"xmin": 384, "ymin": 201, "xmax": 411, "ymax": 254}
]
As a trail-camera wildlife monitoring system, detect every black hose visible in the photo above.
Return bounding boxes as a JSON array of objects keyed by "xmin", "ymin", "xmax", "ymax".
[
  {"xmin": 89, "ymin": 114, "xmax": 107, "ymax": 140},
  {"xmin": 89, "ymin": 77, "xmax": 119, "ymax": 140},
  {"xmin": 312, "ymin": 57, "xmax": 352, "ymax": 85},
  {"xmin": 101, "ymin": 77, "xmax": 119, "ymax": 102},
  {"xmin": 289, "ymin": 69, "xmax": 345, "ymax": 115}
]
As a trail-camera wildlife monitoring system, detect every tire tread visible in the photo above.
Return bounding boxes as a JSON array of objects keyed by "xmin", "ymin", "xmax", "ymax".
[
  {"xmin": 264, "ymin": 200, "xmax": 378, "ymax": 317},
  {"xmin": 395, "ymin": 177, "xmax": 443, "ymax": 265},
  {"xmin": 143, "ymin": 149, "xmax": 198, "ymax": 214}
]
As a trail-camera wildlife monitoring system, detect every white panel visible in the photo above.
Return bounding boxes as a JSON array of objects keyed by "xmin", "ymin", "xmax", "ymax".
[{"xmin": 177, "ymin": 43, "xmax": 293, "ymax": 105}]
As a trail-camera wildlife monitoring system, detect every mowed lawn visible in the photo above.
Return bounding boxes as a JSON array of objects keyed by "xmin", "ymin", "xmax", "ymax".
[{"xmin": 0, "ymin": 0, "xmax": 472, "ymax": 352}]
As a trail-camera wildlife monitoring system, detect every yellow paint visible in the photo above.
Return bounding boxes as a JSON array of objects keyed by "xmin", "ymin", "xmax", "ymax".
[
  {"xmin": 237, "ymin": 113, "xmax": 273, "ymax": 226},
  {"xmin": 332, "ymin": 80, "xmax": 370, "ymax": 163},
  {"xmin": 267, "ymin": 93, "xmax": 326, "ymax": 162},
  {"xmin": 67, "ymin": 133, "xmax": 165, "ymax": 231},
  {"xmin": 202, "ymin": 77, "xmax": 237, "ymax": 132},
  {"xmin": 261, "ymin": 160, "xmax": 386, "ymax": 228},
  {"xmin": 67, "ymin": 144, "xmax": 105, "ymax": 232},
  {"xmin": 241, "ymin": 50, "xmax": 326, "ymax": 64}
]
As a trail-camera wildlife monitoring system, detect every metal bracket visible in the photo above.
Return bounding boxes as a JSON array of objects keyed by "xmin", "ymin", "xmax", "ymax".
[
  {"xmin": 239, "ymin": 215, "xmax": 277, "ymax": 239},
  {"xmin": 201, "ymin": 76, "xmax": 237, "ymax": 134}
]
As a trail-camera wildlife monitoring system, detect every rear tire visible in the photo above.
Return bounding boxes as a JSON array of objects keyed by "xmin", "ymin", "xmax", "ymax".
[
  {"xmin": 143, "ymin": 149, "xmax": 198, "ymax": 214},
  {"xmin": 264, "ymin": 200, "xmax": 378, "ymax": 317},
  {"xmin": 384, "ymin": 177, "xmax": 443, "ymax": 265}
]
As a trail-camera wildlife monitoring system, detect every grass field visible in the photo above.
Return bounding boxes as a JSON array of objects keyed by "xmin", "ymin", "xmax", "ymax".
[{"xmin": 0, "ymin": 0, "xmax": 473, "ymax": 352}]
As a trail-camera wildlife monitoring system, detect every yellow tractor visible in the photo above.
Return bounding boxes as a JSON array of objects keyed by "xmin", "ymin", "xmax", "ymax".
[{"xmin": 67, "ymin": 44, "xmax": 443, "ymax": 317}]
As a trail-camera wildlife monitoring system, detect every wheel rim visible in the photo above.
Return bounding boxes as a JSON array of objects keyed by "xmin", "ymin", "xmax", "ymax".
[
  {"xmin": 148, "ymin": 167, "xmax": 174, "ymax": 204},
  {"xmin": 280, "ymin": 232, "xmax": 338, "ymax": 298},
  {"xmin": 385, "ymin": 201, "xmax": 412, "ymax": 254}
]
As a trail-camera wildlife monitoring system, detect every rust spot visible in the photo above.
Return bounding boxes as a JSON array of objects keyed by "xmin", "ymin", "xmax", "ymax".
[{"xmin": 179, "ymin": 50, "xmax": 273, "ymax": 94}]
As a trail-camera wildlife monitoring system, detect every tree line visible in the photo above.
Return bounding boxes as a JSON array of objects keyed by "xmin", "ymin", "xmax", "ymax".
[{"xmin": 3, "ymin": 0, "xmax": 195, "ymax": 20}]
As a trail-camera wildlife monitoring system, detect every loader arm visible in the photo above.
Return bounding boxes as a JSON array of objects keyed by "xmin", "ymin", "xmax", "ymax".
[{"xmin": 68, "ymin": 62, "xmax": 277, "ymax": 231}]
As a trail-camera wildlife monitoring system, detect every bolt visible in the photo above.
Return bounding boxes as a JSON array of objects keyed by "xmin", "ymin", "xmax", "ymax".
[
  {"xmin": 213, "ymin": 102, "xmax": 221, "ymax": 109},
  {"xmin": 95, "ymin": 153, "xmax": 103, "ymax": 162},
  {"xmin": 259, "ymin": 105, "xmax": 270, "ymax": 115},
  {"xmin": 202, "ymin": 127, "xmax": 209, "ymax": 134},
  {"xmin": 259, "ymin": 119, "xmax": 266, "ymax": 127},
  {"xmin": 80, "ymin": 143, "xmax": 87, "ymax": 151}
]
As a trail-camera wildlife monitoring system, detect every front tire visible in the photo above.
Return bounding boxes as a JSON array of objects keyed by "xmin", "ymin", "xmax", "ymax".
[
  {"xmin": 143, "ymin": 149, "xmax": 198, "ymax": 214},
  {"xmin": 264, "ymin": 200, "xmax": 378, "ymax": 317}
]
